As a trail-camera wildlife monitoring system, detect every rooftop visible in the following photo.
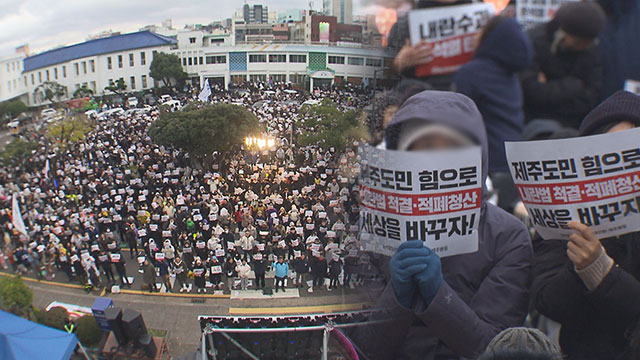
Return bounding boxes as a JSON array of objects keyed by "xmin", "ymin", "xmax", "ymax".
[{"xmin": 23, "ymin": 30, "xmax": 177, "ymax": 72}]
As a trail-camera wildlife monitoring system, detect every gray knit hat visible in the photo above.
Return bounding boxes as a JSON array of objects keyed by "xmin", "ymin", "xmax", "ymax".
[{"xmin": 484, "ymin": 327, "xmax": 562, "ymax": 359}]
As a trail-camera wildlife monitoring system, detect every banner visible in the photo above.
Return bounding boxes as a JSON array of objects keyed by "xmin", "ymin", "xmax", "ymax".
[
  {"xmin": 359, "ymin": 145, "xmax": 482, "ymax": 257},
  {"xmin": 12, "ymin": 194, "xmax": 28, "ymax": 236},
  {"xmin": 408, "ymin": 3, "xmax": 493, "ymax": 76},
  {"xmin": 506, "ymin": 128, "xmax": 640, "ymax": 240},
  {"xmin": 516, "ymin": 0, "xmax": 578, "ymax": 29}
]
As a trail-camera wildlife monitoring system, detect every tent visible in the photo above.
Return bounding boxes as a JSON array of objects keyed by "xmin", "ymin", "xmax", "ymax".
[{"xmin": 0, "ymin": 310, "xmax": 78, "ymax": 360}]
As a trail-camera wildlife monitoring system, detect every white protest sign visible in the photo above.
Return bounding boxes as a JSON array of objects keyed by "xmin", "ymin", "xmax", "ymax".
[
  {"xmin": 408, "ymin": 3, "xmax": 493, "ymax": 76},
  {"xmin": 506, "ymin": 128, "xmax": 640, "ymax": 240},
  {"xmin": 516, "ymin": 0, "xmax": 578, "ymax": 29},
  {"xmin": 359, "ymin": 144, "xmax": 482, "ymax": 258}
]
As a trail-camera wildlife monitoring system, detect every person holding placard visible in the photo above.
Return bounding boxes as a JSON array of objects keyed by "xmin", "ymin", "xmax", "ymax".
[
  {"xmin": 358, "ymin": 90, "xmax": 533, "ymax": 359},
  {"xmin": 173, "ymin": 255, "xmax": 189, "ymax": 293},
  {"xmin": 142, "ymin": 259, "xmax": 157, "ymax": 293},
  {"xmin": 530, "ymin": 91, "xmax": 640, "ymax": 359}
]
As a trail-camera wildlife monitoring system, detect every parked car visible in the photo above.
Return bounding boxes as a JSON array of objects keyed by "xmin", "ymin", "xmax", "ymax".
[
  {"xmin": 41, "ymin": 108, "xmax": 57, "ymax": 119},
  {"xmin": 127, "ymin": 96, "xmax": 139, "ymax": 108},
  {"xmin": 159, "ymin": 95, "xmax": 172, "ymax": 104}
]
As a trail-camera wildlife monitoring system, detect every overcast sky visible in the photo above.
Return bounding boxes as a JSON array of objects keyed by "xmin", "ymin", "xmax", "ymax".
[{"xmin": 0, "ymin": 0, "xmax": 373, "ymax": 56}]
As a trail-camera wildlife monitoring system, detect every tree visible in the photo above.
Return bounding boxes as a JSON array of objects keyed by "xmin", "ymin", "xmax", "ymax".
[
  {"xmin": 104, "ymin": 78, "xmax": 127, "ymax": 97},
  {"xmin": 38, "ymin": 306, "xmax": 68, "ymax": 330},
  {"xmin": 0, "ymin": 139, "xmax": 39, "ymax": 166},
  {"xmin": 0, "ymin": 100, "xmax": 28, "ymax": 120},
  {"xmin": 34, "ymin": 81, "xmax": 68, "ymax": 104},
  {"xmin": 0, "ymin": 275, "xmax": 34, "ymax": 320},
  {"xmin": 47, "ymin": 116, "xmax": 93, "ymax": 146},
  {"xmin": 297, "ymin": 99, "xmax": 369, "ymax": 152},
  {"xmin": 149, "ymin": 103, "xmax": 260, "ymax": 169},
  {"xmin": 76, "ymin": 315, "xmax": 102, "ymax": 347},
  {"xmin": 73, "ymin": 85, "xmax": 94, "ymax": 98},
  {"xmin": 150, "ymin": 52, "xmax": 188, "ymax": 87}
]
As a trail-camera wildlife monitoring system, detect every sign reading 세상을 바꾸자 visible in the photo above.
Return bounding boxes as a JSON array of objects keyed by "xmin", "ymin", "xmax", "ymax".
[
  {"xmin": 506, "ymin": 127, "xmax": 640, "ymax": 240},
  {"xmin": 358, "ymin": 144, "xmax": 482, "ymax": 257}
]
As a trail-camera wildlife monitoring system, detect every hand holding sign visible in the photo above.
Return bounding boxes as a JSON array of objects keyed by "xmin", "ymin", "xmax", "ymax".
[
  {"xmin": 394, "ymin": 39, "xmax": 434, "ymax": 73},
  {"xmin": 566, "ymin": 221, "xmax": 606, "ymax": 270}
]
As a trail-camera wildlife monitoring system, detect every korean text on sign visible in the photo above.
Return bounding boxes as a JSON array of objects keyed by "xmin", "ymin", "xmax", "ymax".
[
  {"xmin": 506, "ymin": 128, "xmax": 640, "ymax": 240},
  {"xmin": 408, "ymin": 3, "xmax": 494, "ymax": 76},
  {"xmin": 358, "ymin": 144, "xmax": 482, "ymax": 257}
]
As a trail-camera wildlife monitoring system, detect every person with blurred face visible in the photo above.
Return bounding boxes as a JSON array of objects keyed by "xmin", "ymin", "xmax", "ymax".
[
  {"xmin": 357, "ymin": 91, "xmax": 532, "ymax": 359},
  {"xmin": 532, "ymin": 91, "xmax": 640, "ymax": 360},
  {"xmin": 520, "ymin": 2, "xmax": 607, "ymax": 128}
]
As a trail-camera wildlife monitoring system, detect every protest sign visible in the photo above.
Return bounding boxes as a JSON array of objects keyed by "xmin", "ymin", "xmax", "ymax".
[
  {"xmin": 359, "ymin": 144, "xmax": 482, "ymax": 257},
  {"xmin": 408, "ymin": 3, "xmax": 493, "ymax": 76},
  {"xmin": 516, "ymin": 0, "xmax": 578, "ymax": 29},
  {"xmin": 506, "ymin": 128, "xmax": 640, "ymax": 240}
]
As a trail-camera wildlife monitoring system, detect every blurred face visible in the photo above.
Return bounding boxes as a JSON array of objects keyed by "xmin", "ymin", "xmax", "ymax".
[
  {"xmin": 408, "ymin": 133, "xmax": 469, "ymax": 151},
  {"xmin": 607, "ymin": 121, "xmax": 635, "ymax": 134}
]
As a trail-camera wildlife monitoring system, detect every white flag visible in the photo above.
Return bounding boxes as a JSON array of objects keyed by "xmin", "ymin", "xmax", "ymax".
[
  {"xmin": 12, "ymin": 194, "xmax": 27, "ymax": 236},
  {"xmin": 44, "ymin": 159, "xmax": 50, "ymax": 177},
  {"xmin": 198, "ymin": 80, "xmax": 211, "ymax": 102}
]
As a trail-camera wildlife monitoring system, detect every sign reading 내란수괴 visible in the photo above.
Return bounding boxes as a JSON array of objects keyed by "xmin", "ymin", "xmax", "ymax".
[
  {"xmin": 358, "ymin": 145, "xmax": 483, "ymax": 258},
  {"xmin": 506, "ymin": 127, "xmax": 640, "ymax": 240}
]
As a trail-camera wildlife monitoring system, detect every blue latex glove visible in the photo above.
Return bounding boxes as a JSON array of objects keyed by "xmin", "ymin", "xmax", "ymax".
[
  {"xmin": 389, "ymin": 240, "xmax": 431, "ymax": 308},
  {"xmin": 415, "ymin": 246, "xmax": 443, "ymax": 307}
]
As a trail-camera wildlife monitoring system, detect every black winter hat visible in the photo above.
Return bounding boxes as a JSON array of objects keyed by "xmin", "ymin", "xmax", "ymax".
[
  {"xmin": 579, "ymin": 91, "xmax": 640, "ymax": 136},
  {"xmin": 554, "ymin": 2, "xmax": 606, "ymax": 39}
]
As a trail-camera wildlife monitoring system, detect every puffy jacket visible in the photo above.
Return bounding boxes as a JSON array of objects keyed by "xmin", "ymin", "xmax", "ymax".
[{"xmin": 272, "ymin": 261, "xmax": 289, "ymax": 278}]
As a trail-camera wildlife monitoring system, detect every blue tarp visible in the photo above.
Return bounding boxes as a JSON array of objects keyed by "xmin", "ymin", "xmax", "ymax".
[{"xmin": 0, "ymin": 310, "xmax": 78, "ymax": 360}]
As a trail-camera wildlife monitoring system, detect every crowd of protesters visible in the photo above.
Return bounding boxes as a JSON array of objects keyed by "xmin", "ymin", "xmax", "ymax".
[{"xmin": 0, "ymin": 83, "xmax": 381, "ymax": 296}]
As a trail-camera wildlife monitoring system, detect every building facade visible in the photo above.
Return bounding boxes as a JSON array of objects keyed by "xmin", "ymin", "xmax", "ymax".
[
  {"xmin": 0, "ymin": 53, "xmax": 28, "ymax": 103},
  {"xmin": 323, "ymin": 0, "xmax": 353, "ymax": 24},
  {"xmin": 21, "ymin": 31, "xmax": 176, "ymax": 105}
]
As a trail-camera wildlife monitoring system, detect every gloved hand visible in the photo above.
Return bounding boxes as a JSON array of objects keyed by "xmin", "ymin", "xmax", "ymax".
[
  {"xmin": 415, "ymin": 247, "xmax": 443, "ymax": 307},
  {"xmin": 389, "ymin": 240, "xmax": 430, "ymax": 308}
]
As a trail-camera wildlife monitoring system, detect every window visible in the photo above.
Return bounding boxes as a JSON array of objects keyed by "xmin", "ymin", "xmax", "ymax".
[
  {"xmin": 142, "ymin": 75, "xmax": 147, "ymax": 88},
  {"xmin": 189, "ymin": 37, "xmax": 196, "ymax": 43},
  {"xmin": 249, "ymin": 54, "xmax": 267, "ymax": 63},
  {"xmin": 193, "ymin": 57, "xmax": 197, "ymax": 65},
  {"xmin": 54, "ymin": 68, "xmax": 58, "ymax": 79},
  {"xmin": 46, "ymin": 70, "xmax": 50, "ymax": 81},
  {"xmin": 268, "ymin": 54, "xmax": 287, "ymax": 63},
  {"xmin": 140, "ymin": 52, "xmax": 146, "ymax": 65},
  {"xmin": 130, "ymin": 76, "xmax": 136, "ymax": 90},
  {"xmin": 289, "ymin": 54, "xmax": 306, "ymax": 63},
  {"xmin": 82, "ymin": 61, "xmax": 87, "ymax": 74},
  {"xmin": 107, "ymin": 57, "xmax": 112, "ymax": 70},
  {"xmin": 90, "ymin": 60, "xmax": 95, "ymax": 72},
  {"xmin": 118, "ymin": 55, "xmax": 123, "ymax": 68},
  {"xmin": 74, "ymin": 63, "xmax": 79, "ymax": 75},
  {"xmin": 90, "ymin": 81, "xmax": 96, "ymax": 92},
  {"xmin": 205, "ymin": 55, "xmax": 226, "ymax": 64},
  {"xmin": 62, "ymin": 65, "xmax": 67, "ymax": 78},
  {"xmin": 271, "ymin": 74, "xmax": 287, "ymax": 82},
  {"xmin": 249, "ymin": 74, "xmax": 267, "ymax": 82},
  {"xmin": 38, "ymin": 72, "xmax": 42, "ymax": 83},
  {"xmin": 328, "ymin": 56, "xmax": 345, "ymax": 65},
  {"xmin": 199, "ymin": 57, "xmax": 203, "ymax": 65},
  {"xmin": 129, "ymin": 53, "xmax": 134, "ymax": 67},
  {"xmin": 182, "ymin": 58, "xmax": 187, "ymax": 66},
  {"xmin": 366, "ymin": 58, "xmax": 382, "ymax": 67},
  {"xmin": 348, "ymin": 57, "xmax": 364, "ymax": 66},
  {"xmin": 188, "ymin": 57, "xmax": 193, "ymax": 66},
  {"xmin": 30, "ymin": 74, "xmax": 34, "ymax": 85},
  {"xmin": 289, "ymin": 74, "xmax": 306, "ymax": 84},
  {"xmin": 24, "ymin": 76, "xmax": 27, "ymax": 86}
]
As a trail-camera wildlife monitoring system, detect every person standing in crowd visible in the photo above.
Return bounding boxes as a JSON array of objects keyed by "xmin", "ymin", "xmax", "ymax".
[
  {"xmin": 97, "ymin": 250, "xmax": 116, "ymax": 284},
  {"xmin": 311, "ymin": 254, "xmax": 327, "ymax": 292},
  {"xmin": 453, "ymin": 16, "xmax": 533, "ymax": 212},
  {"xmin": 225, "ymin": 257, "xmax": 237, "ymax": 292},
  {"xmin": 157, "ymin": 257, "xmax": 171, "ymax": 292},
  {"xmin": 236, "ymin": 259, "xmax": 251, "ymax": 291},
  {"xmin": 173, "ymin": 255, "xmax": 189, "ymax": 293},
  {"xmin": 192, "ymin": 258, "xmax": 207, "ymax": 293},
  {"xmin": 125, "ymin": 224, "xmax": 138, "ymax": 259},
  {"xmin": 521, "ymin": 1, "xmax": 606, "ymax": 128},
  {"xmin": 207, "ymin": 255, "xmax": 223, "ymax": 292},
  {"xmin": 532, "ymin": 91, "xmax": 640, "ymax": 360},
  {"xmin": 252, "ymin": 254, "xmax": 266, "ymax": 290},
  {"xmin": 272, "ymin": 256, "xmax": 289, "ymax": 293},
  {"xmin": 356, "ymin": 91, "xmax": 533, "ymax": 359},
  {"xmin": 294, "ymin": 253, "xmax": 310, "ymax": 289},
  {"xmin": 142, "ymin": 259, "xmax": 157, "ymax": 293},
  {"xmin": 111, "ymin": 252, "xmax": 131, "ymax": 288},
  {"xmin": 328, "ymin": 254, "xmax": 343, "ymax": 291}
]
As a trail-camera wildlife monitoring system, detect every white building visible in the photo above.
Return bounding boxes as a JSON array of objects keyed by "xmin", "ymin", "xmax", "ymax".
[
  {"xmin": 323, "ymin": 0, "xmax": 353, "ymax": 24},
  {"xmin": 173, "ymin": 41, "xmax": 390, "ymax": 91},
  {"xmin": 21, "ymin": 31, "xmax": 176, "ymax": 105},
  {"xmin": 0, "ymin": 53, "xmax": 28, "ymax": 103}
]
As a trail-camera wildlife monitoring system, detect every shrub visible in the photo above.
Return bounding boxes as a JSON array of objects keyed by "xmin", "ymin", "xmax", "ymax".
[{"xmin": 76, "ymin": 315, "xmax": 102, "ymax": 347}]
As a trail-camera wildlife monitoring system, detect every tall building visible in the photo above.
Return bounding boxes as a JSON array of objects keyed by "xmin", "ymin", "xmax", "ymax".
[
  {"xmin": 323, "ymin": 0, "xmax": 353, "ymax": 24},
  {"xmin": 242, "ymin": 3, "xmax": 269, "ymax": 24},
  {"xmin": 0, "ymin": 52, "xmax": 27, "ymax": 103}
]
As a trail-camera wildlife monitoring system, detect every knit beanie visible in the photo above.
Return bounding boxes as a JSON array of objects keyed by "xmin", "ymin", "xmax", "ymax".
[
  {"xmin": 484, "ymin": 327, "xmax": 562, "ymax": 358},
  {"xmin": 579, "ymin": 90, "xmax": 640, "ymax": 136},
  {"xmin": 554, "ymin": 1, "xmax": 606, "ymax": 38}
]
